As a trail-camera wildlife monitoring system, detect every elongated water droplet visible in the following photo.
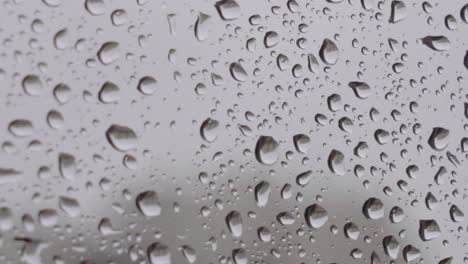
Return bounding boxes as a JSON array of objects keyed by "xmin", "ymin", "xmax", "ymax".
[
  {"xmin": 328, "ymin": 149, "xmax": 345, "ymax": 175},
  {"xmin": 319, "ymin": 38, "xmax": 339, "ymax": 65},
  {"xmin": 255, "ymin": 136, "xmax": 279, "ymax": 165},
  {"xmin": 254, "ymin": 181, "xmax": 270, "ymax": 207},
  {"xmin": 348, "ymin": 82, "xmax": 371, "ymax": 99},
  {"xmin": 58, "ymin": 153, "xmax": 76, "ymax": 180},
  {"xmin": 106, "ymin": 125, "xmax": 137, "ymax": 152},
  {"xmin": 194, "ymin": 13, "xmax": 211, "ymax": 42},
  {"xmin": 226, "ymin": 210, "xmax": 242, "ymax": 237},
  {"xmin": 421, "ymin": 36, "xmax": 450, "ymax": 51}
]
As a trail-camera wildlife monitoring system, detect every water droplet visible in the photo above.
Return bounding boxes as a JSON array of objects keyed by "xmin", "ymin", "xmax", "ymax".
[
  {"xmin": 97, "ymin": 41, "xmax": 121, "ymax": 64},
  {"xmin": 319, "ymin": 38, "xmax": 339, "ymax": 65},
  {"xmin": 305, "ymin": 204, "xmax": 328, "ymax": 229},
  {"xmin": 255, "ymin": 136, "xmax": 279, "ymax": 165},
  {"xmin": 147, "ymin": 242, "xmax": 171, "ymax": 264},
  {"xmin": 226, "ymin": 210, "xmax": 243, "ymax": 237},
  {"xmin": 419, "ymin": 219, "xmax": 440, "ymax": 241},
  {"xmin": 137, "ymin": 76, "xmax": 158, "ymax": 95},
  {"xmin": 277, "ymin": 211, "xmax": 295, "ymax": 225},
  {"xmin": 348, "ymin": 82, "xmax": 371, "ymax": 99},
  {"xmin": 293, "ymin": 134, "xmax": 311, "ymax": 153},
  {"xmin": 22, "ymin": 75, "xmax": 43, "ymax": 96},
  {"xmin": 85, "ymin": 0, "xmax": 106, "ymax": 16},
  {"xmin": 200, "ymin": 118, "xmax": 219, "ymax": 142},
  {"xmin": 98, "ymin": 82, "xmax": 120, "ymax": 103},
  {"xmin": 421, "ymin": 36, "xmax": 450, "ymax": 51},
  {"xmin": 180, "ymin": 245, "xmax": 196, "ymax": 263},
  {"xmin": 194, "ymin": 13, "xmax": 211, "ymax": 41},
  {"xmin": 254, "ymin": 181, "xmax": 270, "ymax": 207},
  {"xmin": 264, "ymin": 31, "xmax": 280, "ymax": 48},
  {"xmin": 8, "ymin": 119, "xmax": 33, "ymax": 137},
  {"xmin": 106, "ymin": 125, "xmax": 137, "ymax": 152},
  {"xmin": 136, "ymin": 191, "xmax": 161, "ymax": 217},
  {"xmin": 296, "ymin": 170, "xmax": 312, "ymax": 187},
  {"xmin": 383, "ymin": 235, "xmax": 400, "ymax": 259},
  {"xmin": 328, "ymin": 149, "xmax": 345, "ymax": 175},
  {"xmin": 215, "ymin": 0, "xmax": 240, "ymax": 20},
  {"xmin": 229, "ymin": 62, "xmax": 248, "ymax": 82},
  {"xmin": 58, "ymin": 196, "xmax": 80, "ymax": 218},
  {"xmin": 362, "ymin": 198, "xmax": 384, "ymax": 220},
  {"xmin": 428, "ymin": 127, "xmax": 449, "ymax": 151},
  {"xmin": 389, "ymin": 1, "xmax": 406, "ymax": 23},
  {"xmin": 58, "ymin": 153, "xmax": 76, "ymax": 180}
]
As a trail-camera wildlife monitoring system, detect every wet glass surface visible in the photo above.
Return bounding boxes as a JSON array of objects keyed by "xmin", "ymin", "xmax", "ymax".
[{"xmin": 0, "ymin": 0, "xmax": 467, "ymax": 263}]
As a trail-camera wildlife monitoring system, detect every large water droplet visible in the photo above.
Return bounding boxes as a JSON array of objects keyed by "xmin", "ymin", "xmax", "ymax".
[
  {"xmin": 255, "ymin": 136, "xmax": 279, "ymax": 165},
  {"xmin": 419, "ymin": 219, "xmax": 440, "ymax": 241},
  {"xmin": 319, "ymin": 38, "xmax": 339, "ymax": 65},
  {"xmin": 136, "ymin": 191, "xmax": 161, "ymax": 217},
  {"xmin": 428, "ymin": 127, "xmax": 449, "ymax": 151},
  {"xmin": 97, "ymin": 41, "xmax": 121, "ymax": 64},
  {"xmin": 106, "ymin": 125, "xmax": 137, "ymax": 152},
  {"xmin": 226, "ymin": 210, "xmax": 243, "ymax": 237},
  {"xmin": 362, "ymin": 198, "xmax": 384, "ymax": 220},
  {"xmin": 147, "ymin": 242, "xmax": 171, "ymax": 264},
  {"xmin": 215, "ymin": 0, "xmax": 240, "ymax": 20},
  {"xmin": 328, "ymin": 149, "xmax": 345, "ymax": 175},
  {"xmin": 305, "ymin": 204, "xmax": 328, "ymax": 229},
  {"xmin": 58, "ymin": 153, "xmax": 76, "ymax": 180}
]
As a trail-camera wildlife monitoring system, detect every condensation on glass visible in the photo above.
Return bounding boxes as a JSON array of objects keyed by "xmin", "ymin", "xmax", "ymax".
[{"xmin": 0, "ymin": 0, "xmax": 467, "ymax": 263}]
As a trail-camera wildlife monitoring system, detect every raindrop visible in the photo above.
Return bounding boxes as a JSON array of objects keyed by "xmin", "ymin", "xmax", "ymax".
[
  {"xmin": 389, "ymin": 1, "xmax": 406, "ymax": 23},
  {"xmin": 319, "ymin": 38, "xmax": 339, "ymax": 65},
  {"xmin": 105, "ymin": 125, "xmax": 137, "ymax": 152},
  {"xmin": 226, "ymin": 210, "xmax": 243, "ymax": 237},
  {"xmin": 305, "ymin": 204, "xmax": 328, "ymax": 229},
  {"xmin": 255, "ymin": 136, "xmax": 279, "ymax": 165},
  {"xmin": 200, "ymin": 118, "xmax": 219, "ymax": 143},
  {"xmin": 428, "ymin": 127, "xmax": 449, "ymax": 151},
  {"xmin": 362, "ymin": 198, "xmax": 384, "ymax": 220},
  {"xmin": 348, "ymin": 82, "xmax": 371, "ymax": 99},
  {"xmin": 254, "ymin": 181, "xmax": 271, "ymax": 207},
  {"xmin": 98, "ymin": 82, "xmax": 120, "ymax": 103},
  {"xmin": 58, "ymin": 153, "xmax": 76, "ymax": 180},
  {"xmin": 419, "ymin": 219, "xmax": 440, "ymax": 241},
  {"xmin": 97, "ymin": 41, "xmax": 121, "ymax": 64},
  {"xmin": 22, "ymin": 75, "xmax": 43, "ymax": 96},
  {"xmin": 136, "ymin": 191, "xmax": 161, "ymax": 217},
  {"xmin": 264, "ymin": 31, "xmax": 280, "ymax": 48},
  {"xmin": 85, "ymin": 0, "xmax": 106, "ymax": 15},
  {"xmin": 421, "ymin": 36, "xmax": 450, "ymax": 51},
  {"xmin": 215, "ymin": 0, "xmax": 240, "ymax": 20},
  {"xmin": 328, "ymin": 149, "xmax": 345, "ymax": 175}
]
